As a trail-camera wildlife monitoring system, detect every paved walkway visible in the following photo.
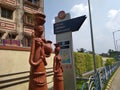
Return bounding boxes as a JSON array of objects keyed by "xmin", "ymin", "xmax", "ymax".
[{"xmin": 109, "ymin": 67, "xmax": 120, "ymax": 90}]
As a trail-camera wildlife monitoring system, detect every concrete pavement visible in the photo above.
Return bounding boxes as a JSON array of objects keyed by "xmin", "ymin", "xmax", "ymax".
[{"xmin": 109, "ymin": 67, "xmax": 120, "ymax": 90}]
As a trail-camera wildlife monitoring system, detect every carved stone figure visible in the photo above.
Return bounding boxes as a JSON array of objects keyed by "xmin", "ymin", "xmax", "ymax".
[
  {"xmin": 53, "ymin": 43, "xmax": 64, "ymax": 90},
  {"xmin": 29, "ymin": 12, "xmax": 52, "ymax": 90}
]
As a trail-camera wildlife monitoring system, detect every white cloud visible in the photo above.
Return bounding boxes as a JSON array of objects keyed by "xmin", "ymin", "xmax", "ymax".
[
  {"xmin": 70, "ymin": 3, "xmax": 88, "ymax": 17},
  {"xmin": 106, "ymin": 9, "xmax": 120, "ymax": 30},
  {"xmin": 51, "ymin": 19, "xmax": 55, "ymax": 24},
  {"xmin": 108, "ymin": 9, "xmax": 119, "ymax": 18},
  {"xmin": 69, "ymin": 3, "xmax": 91, "ymax": 52}
]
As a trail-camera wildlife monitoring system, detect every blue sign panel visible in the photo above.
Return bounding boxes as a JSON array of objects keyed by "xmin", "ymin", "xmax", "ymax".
[
  {"xmin": 58, "ymin": 41, "xmax": 70, "ymax": 49},
  {"xmin": 54, "ymin": 15, "xmax": 87, "ymax": 34},
  {"xmin": 58, "ymin": 41, "xmax": 71, "ymax": 64}
]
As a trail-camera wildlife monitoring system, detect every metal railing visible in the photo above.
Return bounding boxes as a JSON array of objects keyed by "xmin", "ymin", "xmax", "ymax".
[{"xmin": 82, "ymin": 61, "xmax": 120, "ymax": 90}]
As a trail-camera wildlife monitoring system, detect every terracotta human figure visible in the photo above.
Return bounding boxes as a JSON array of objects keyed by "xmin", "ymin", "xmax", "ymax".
[
  {"xmin": 29, "ymin": 13, "xmax": 52, "ymax": 90},
  {"xmin": 53, "ymin": 43, "xmax": 64, "ymax": 90}
]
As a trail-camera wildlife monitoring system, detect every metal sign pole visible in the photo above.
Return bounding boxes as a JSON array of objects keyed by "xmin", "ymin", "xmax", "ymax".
[{"xmin": 87, "ymin": 0, "xmax": 101, "ymax": 90}]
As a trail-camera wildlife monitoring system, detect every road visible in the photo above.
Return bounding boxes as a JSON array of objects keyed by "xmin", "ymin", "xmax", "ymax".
[{"xmin": 110, "ymin": 67, "xmax": 120, "ymax": 90}]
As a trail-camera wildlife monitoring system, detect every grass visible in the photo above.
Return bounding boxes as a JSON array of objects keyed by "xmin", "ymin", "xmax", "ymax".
[{"xmin": 76, "ymin": 79, "xmax": 88, "ymax": 90}]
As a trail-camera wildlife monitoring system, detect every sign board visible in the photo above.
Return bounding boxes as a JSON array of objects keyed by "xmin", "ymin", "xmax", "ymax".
[
  {"xmin": 54, "ymin": 11, "xmax": 86, "ymax": 90},
  {"xmin": 54, "ymin": 15, "xmax": 87, "ymax": 34}
]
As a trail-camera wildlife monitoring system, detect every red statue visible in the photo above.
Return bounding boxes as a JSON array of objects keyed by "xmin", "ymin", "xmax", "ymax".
[
  {"xmin": 53, "ymin": 43, "xmax": 64, "ymax": 90},
  {"xmin": 29, "ymin": 13, "xmax": 52, "ymax": 90}
]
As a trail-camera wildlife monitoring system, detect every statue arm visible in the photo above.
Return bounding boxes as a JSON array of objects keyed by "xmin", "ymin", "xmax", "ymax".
[
  {"xmin": 53, "ymin": 57, "xmax": 59, "ymax": 73},
  {"xmin": 41, "ymin": 49, "xmax": 47, "ymax": 66},
  {"xmin": 53, "ymin": 57, "xmax": 57, "ymax": 72},
  {"xmin": 59, "ymin": 57, "xmax": 63, "ymax": 72},
  {"xmin": 53, "ymin": 57, "xmax": 56, "ymax": 72},
  {"xmin": 61, "ymin": 64, "xmax": 63, "ymax": 72},
  {"xmin": 29, "ymin": 33, "xmax": 41, "ymax": 66}
]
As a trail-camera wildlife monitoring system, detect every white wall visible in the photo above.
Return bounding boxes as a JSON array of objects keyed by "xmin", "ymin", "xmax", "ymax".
[{"xmin": 0, "ymin": 50, "xmax": 54, "ymax": 90}]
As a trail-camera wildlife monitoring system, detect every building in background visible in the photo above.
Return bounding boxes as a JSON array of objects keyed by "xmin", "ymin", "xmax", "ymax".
[
  {"xmin": 0, "ymin": 0, "xmax": 44, "ymax": 47},
  {"xmin": 0, "ymin": 1, "xmax": 54, "ymax": 90}
]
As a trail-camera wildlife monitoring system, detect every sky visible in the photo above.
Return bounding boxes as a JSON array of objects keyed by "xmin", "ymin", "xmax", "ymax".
[{"xmin": 44, "ymin": 0, "xmax": 120, "ymax": 54}]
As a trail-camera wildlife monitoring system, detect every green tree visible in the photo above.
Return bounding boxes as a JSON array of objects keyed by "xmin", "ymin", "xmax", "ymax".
[{"xmin": 77, "ymin": 48, "xmax": 86, "ymax": 53}]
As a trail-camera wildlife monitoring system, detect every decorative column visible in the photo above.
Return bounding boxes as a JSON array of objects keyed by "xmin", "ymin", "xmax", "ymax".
[
  {"xmin": 29, "ymin": 12, "xmax": 52, "ymax": 90},
  {"xmin": 53, "ymin": 43, "xmax": 64, "ymax": 90}
]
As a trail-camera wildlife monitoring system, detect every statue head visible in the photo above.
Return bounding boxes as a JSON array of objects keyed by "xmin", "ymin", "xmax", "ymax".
[
  {"xmin": 34, "ymin": 12, "xmax": 46, "ymax": 26},
  {"xmin": 33, "ymin": 12, "xmax": 46, "ymax": 37},
  {"xmin": 34, "ymin": 25, "xmax": 44, "ymax": 37},
  {"xmin": 54, "ymin": 43, "xmax": 60, "ymax": 55}
]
